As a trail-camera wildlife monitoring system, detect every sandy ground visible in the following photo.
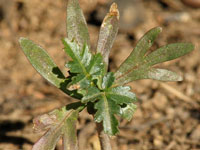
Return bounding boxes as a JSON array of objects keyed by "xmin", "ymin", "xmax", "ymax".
[{"xmin": 0, "ymin": 0, "xmax": 200, "ymax": 150}]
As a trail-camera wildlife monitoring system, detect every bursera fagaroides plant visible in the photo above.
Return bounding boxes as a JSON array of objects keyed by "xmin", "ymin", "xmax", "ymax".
[{"xmin": 19, "ymin": 0, "xmax": 194, "ymax": 150}]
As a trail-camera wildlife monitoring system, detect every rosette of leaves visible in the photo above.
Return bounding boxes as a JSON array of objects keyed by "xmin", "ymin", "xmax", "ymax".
[{"xmin": 19, "ymin": 0, "xmax": 194, "ymax": 149}]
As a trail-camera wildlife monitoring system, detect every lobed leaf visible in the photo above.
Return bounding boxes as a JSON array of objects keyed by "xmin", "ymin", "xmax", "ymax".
[
  {"xmin": 102, "ymin": 72, "xmax": 115, "ymax": 89},
  {"xmin": 96, "ymin": 3, "xmax": 119, "ymax": 69},
  {"xmin": 81, "ymin": 87, "xmax": 101, "ymax": 103},
  {"xmin": 33, "ymin": 113, "xmax": 57, "ymax": 133},
  {"xmin": 87, "ymin": 53, "xmax": 105, "ymax": 76},
  {"xmin": 93, "ymin": 85, "xmax": 136, "ymax": 136},
  {"xmin": 94, "ymin": 94, "xmax": 120, "ymax": 135},
  {"xmin": 114, "ymin": 27, "xmax": 194, "ymax": 86},
  {"xmin": 74, "ymin": 69, "xmax": 137, "ymax": 135},
  {"xmin": 63, "ymin": 39, "xmax": 105, "ymax": 90},
  {"xmin": 115, "ymin": 67, "xmax": 183, "ymax": 85},
  {"xmin": 115, "ymin": 67, "xmax": 149, "ymax": 85},
  {"xmin": 62, "ymin": 109, "xmax": 79, "ymax": 150},
  {"xmin": 32, "ymin": 124, "xmax": 62, "ymax": 150},
  {"xmin": 63, "ymin": 39, "xmax": 91, "ymax": 75},
  {"xmin": 67, "ymin": 0, "xmax": 90, "ymax": 50},
  {"xmin": 106, "ymin": 86, "xmax": 137, "ymax": 104},
  {"xmin": 119, "ymin": 103, "xmax": 137, "ymax": 121},
  {"xmin": 115, "ymin": 27, "xmax": 162, "ymax": 78},
  {"xmin": 21, "ymin": 0, "xmax": 195, "ymax": 138},
  {"xmin": 32, "ymin": 106, "xmax": 81, "ymax": 150},
  {"xmin": 19, "ymin": 38, "xmax": 71, "ymax": 95}
]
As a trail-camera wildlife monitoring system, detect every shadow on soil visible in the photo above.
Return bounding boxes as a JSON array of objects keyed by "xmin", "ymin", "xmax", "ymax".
[{"xmin": 0, "ymin": 120, "xmax": 33, "ymax": 148}]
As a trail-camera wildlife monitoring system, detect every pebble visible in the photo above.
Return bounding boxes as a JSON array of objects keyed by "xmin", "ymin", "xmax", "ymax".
[
  {"xmin": 152, "ymin": 92, "xmax": 168, "ymax": 110},
  {"xmin": 153, "ymin": 135, "xmax": 163, "ymax": 147},
  {"xmin": 190, "ymin": 125, "xmax": 200, "ymax": 140},
  {"xmin": 166, "ymin": 107, "xmax": 175, "ymax": 119}
]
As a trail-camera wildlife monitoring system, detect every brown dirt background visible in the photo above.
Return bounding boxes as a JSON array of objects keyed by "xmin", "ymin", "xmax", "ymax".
[{"xmin": 0, "ymin": 0, "xmax": 200, "ymax": 150}]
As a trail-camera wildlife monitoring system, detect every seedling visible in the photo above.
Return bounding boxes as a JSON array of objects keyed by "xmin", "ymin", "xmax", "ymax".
[{"xmin": 19, "ymin": 0, "xmax": 194, "ymax": 150}]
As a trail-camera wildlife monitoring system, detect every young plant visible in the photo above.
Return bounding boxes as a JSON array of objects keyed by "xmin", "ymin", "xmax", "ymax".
[{"xmin": 19, "ymin": 0, "xmax": 194, "ymax": 150}]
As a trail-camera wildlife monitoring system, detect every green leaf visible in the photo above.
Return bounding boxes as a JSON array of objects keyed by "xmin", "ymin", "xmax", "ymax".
[
  {"xmin": 81, "ymin": 87, "xmax": 101, "ymax": 103},
  {"xmin": 19, "ymin": 38, "xmax": 72, "ymax": 95},
  {"xmin": 87, "ymin": 53, "xmax": 105, "ymax": 76},
  {"xmin": 63, "ymin": 39, "xmax": 105, "ymax": 89},
  {"xmin": 93, "ymin": 85, "xmax": 136, "ymax": 135},
  {"xmin": 87, "ymin": 53, "xmax": 106, "ymax": 89},
  {"xmin": 67, "ymin": 0, "xmax": 90, "ymax": 50},
  {"xmin": 119, "ymin": 103, "xmax": 137, "ymax": 121},
  {"xmin": 32, "ymin": 106, "xmax": 81, "ymax": 150},
  {"xmin": 94, "ymin": 94, "xmax": 120, "ymax": 135},
  {"xmin": 145, "ymin": 68, "xmax": 183, "ymax": 81},
  {"xmin": 63, "ymin": 39, "xmax": 91, "ymax": 75},
  {"xmin": 102, "ymin": 72, "xmax": 115, "ymax": 89},
  {"xmin": 62, "ymin": 109, "xmax": 79, "ymax": 150},
  {"xmin": 67, "ymin": 74, "xmax": 90, "ymax": 90},
  {"xmin": 115, "ymin": 67, "xmax": 183, "ymax": 84},
  {"xmin": 146, "ymin": 43, "xmax": 194, "ymax": 66},
  {"xmin": 114, "ymin": 27, "xmax": 194, "ymax": 86},
  {"xmin": 106, "ymin": 86, "xmax": 137, "ymax": 104},
  {"xmin": 96, "ymin": 3, "xmax": 119, "ymax": 68},
  {"xmin": 115, "ymin": 27, "xmax": 162, "ymax": 78},
  {"xmin": 115, "ymin": 67, "xmax": 149, "ymax": 84}
]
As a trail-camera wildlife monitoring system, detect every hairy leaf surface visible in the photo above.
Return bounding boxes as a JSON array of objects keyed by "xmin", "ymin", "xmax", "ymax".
[
  {"xmin": 67, "ymin": 0, "xmax": 90, "ymax": 49},
  {"xmin": 94, "ymin": 86, "xmax": 136, "ymax": 135},
  {"xmin": 102, "ymin": 72, "xmax": 115, "ymax": 89},
  {"xmin": 19, "ymin": 38, "xmax": 72, "ymax": 95},
  {"xmin": 115, "ymin": 27, "xmax": 162, "ymax": 78},
  {"xmin": 76, "ymin": 72, "xmax": 137, "ymax": 135},
  {"xmin": 63, "ymin": 39, "xmax": 105, "ymax": 89},
  {"xmin": 32, "ymin": 105, "xmax": 82, "ymax": 150},
  {"xmin": 63, "ymin": 39, "xmax": 91, "ymax": 74},
  {"xmin": 115, "ymin": 67, "xmax": 183, "ymax": 84},
  {"xmin": 114, "ymin": 27, "xmax": 194, "ymax": 85},
  {"xmin": 146, "ymin": 68, "xmax": 183, "ymax": 81},
  {"xmin": 19, "ymin": 0, "xmax": 195, "ymax": 139},
  {"xmin": 94, "ymin": 94, "xmax": 120, "ymax": 135},
  {"xmin": 81, "ymin": 87, "xmax": 101, "ymax": 103},
  {"xmin": 106, "ymin": 86, "xmax": 137, "ymax": 104},
  {"xmin": 146, "ymin": 43, "xmax": 194, "ymax": 66},
  {"xmin": 97, "ymin": 3, "xmax": 119, "ymax": 68},
  {"xmin": 93, "ymin": 83, "xmax": 136, "ymax": 135}
]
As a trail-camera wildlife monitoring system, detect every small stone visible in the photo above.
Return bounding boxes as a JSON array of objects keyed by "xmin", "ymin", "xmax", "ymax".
[
  {"xmin": 152, "ymin": 92, "xmax": 168, "ymax": 110},
  {"xmin": 152, "ymin": 112, "xmax": 162, "ymax": 119},
  {"xmin": 190, "ymin": 125, "xmax": 200, "ymax": 141},
  {"xmin": 166, "ymin": 107, "xmax": 175, "ymax": 119},
  {"xmin": 153, "ymin": 135, "xmax": 163, "ymax": 147}
]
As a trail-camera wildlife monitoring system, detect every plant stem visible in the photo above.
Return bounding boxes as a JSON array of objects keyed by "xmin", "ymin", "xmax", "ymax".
[{"xmin": 96, "ymin": 123, "xmax": 112, "ymax": 150}]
